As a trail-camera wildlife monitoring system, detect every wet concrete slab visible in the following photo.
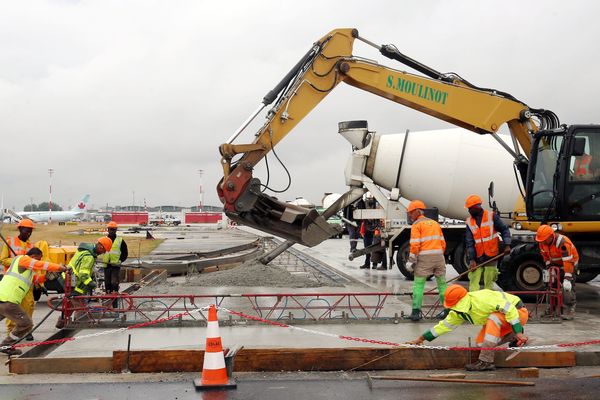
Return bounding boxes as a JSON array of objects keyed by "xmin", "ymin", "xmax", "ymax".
[{"xmin": 2, "ymin": 372, "xmax": 600, "ymax": 400}]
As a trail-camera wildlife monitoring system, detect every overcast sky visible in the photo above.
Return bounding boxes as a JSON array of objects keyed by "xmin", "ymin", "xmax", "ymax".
[{"xmin": 1, "ymin": 0, "xmax": 598, "ymax": 210}]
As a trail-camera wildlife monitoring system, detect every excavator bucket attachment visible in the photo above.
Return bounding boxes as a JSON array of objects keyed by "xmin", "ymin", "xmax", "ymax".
[{"xmin": 225, "ymin": 179, "xmax": 341, "ymax": 247}]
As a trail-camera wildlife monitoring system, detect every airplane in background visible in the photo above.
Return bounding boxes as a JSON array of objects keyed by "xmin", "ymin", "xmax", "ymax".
[{"xmin": 16, "ymin": 194, "xmax": 91, "ymax": 223}]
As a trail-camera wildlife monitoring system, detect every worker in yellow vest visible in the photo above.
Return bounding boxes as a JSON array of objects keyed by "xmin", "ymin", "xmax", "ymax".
[
  {"xmin": 1, "ymin": 219, "xmax": 44, "ymax": 341},
  {"xmin": 101, "ymin": 222, "xmax": 128, "ymax": 307},
  {"xmin": 408, "ymin": 284, "xmax": 529, "ymax": 371},
  {"xmin": 55, "ymin": 237, "xmax": 112, "ymax": 327},
  {"xmin": 0, "ymin": 248, "xmax": 66, "ymax": 355}
]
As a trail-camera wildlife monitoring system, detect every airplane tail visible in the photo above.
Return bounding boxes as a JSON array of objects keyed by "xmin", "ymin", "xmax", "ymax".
[{"xmin": 70, "ymin": 194, "xmax": 90, "ymax": 212}]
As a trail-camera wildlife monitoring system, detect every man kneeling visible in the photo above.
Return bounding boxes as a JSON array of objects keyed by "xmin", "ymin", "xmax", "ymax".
[{"xmin": 408, "ymin": 284, "xmax": 529, "ymax": 371}]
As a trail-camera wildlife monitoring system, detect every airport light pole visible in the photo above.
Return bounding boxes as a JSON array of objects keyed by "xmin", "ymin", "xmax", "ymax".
[
  {"xmin": 48, "ymin": 168, "xmax": 53, "ymax": 223},
  {"xmin": 198, "ymin": 169, "xmax": 204, "ymax": 212}
]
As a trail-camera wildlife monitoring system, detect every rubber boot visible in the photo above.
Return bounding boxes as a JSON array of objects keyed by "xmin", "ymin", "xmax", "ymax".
[
  {"xmin": 483, "ymin": 267, "xmax": 499, "ymax": 290},
  {"xmin": 435, "ymin": 276, "xmax": 448, "ymax": 305},
  {"xmin": 468, "ymin": 267, "xmax": 483, "ymax": 292},
  {"xmin": 412, "ymin": 277, "xmax": 427, "ymax": 311},
  {"xmin": 410, "ymin": 309, "xmax": 422, "ymax": 321}
]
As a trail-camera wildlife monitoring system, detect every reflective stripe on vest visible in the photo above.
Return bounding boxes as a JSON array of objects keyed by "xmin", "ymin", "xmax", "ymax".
[
  {"xmin": 0, "ymin": 256, "xmax": 33, "ymax": 303},
  {"xmin": 103, "ymin": 237, "xmax": 122, "ymax": 265},
  {"xmin": 9, "ymin": 237, "xmax": 33, "ymax": 256},
  {"xmin": 466, "ymin": 210, "xmax": 499, "ymax": 258},
  {"xmin": 539, "ymin": 234, "xmax": 579, "ymax": 268}
]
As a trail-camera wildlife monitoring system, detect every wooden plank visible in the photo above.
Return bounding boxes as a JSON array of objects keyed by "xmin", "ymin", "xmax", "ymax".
[
  {"xmin": 9, "ymin": 357, "xmax": 113, "ymax": 374},
  {"xmin": 496, "ymin": 351, "xmax": 575, "ymax": 368},
  {"xmin": 113, "ymin": 348, "xmax": 470, "ymax": 373}
]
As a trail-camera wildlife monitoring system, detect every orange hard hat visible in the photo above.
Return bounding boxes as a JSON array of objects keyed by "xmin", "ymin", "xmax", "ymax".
[
  {"xmin": 443, "ymin": 284, "xmax": 468, "ymax": 308},
  {"xmin": 97, "ymin": 236, "xmax": 113, "ymax": 252},
  {"xmin": 17, "ymin": 219, "xmax": 35, "ymax": 229},
  {"xmin": 407, "ymin": 200, "xmax": 426, "ymax": 212},
  {"xmin": 464, "ymin": 194, "xmax": 483, "ymax": 209},
  {"xmin": 535, "ymin": 225, "xmax": 555, "ymax": 242},
  {"xmin": 107, "ymin": 221, "xmax": 118, "ymax": 229}
]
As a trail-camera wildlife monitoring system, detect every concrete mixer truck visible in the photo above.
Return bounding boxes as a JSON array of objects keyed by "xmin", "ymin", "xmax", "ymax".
[{"xmin": 217, "ymin": 28, "xmax": 600, "ymax": 292}]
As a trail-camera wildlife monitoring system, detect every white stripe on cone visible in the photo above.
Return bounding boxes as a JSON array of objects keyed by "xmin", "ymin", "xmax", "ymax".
[
  {"xmin": 203, "ymin": 351, "xmax": 226, "ymax": 369},
  {"xmin": 206, "ymin": 321, "xmax": 220, "ymax": 338}
]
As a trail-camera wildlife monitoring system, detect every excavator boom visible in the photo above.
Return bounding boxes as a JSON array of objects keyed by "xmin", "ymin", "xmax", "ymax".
[{"xmin": 217, "ymin": 28, "xmax": 554, "ymax": 246}]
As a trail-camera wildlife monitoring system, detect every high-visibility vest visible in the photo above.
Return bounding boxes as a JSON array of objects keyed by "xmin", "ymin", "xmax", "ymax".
[
  {"xmin": 539, "ymin": 234, "xmax": 579, "ymax": 274},
  {"xmin": 0, "ymin": 256, "xmax": 33, "ymax": 304},
  {"xmin": 103, "ymin": 237, "xmax": 122, "ymax": 266},
  {"xmin": 574, "ymin": 155, "xmax": 592, "ymax": 177},
  {"xmin": 8, "ymin": 236, "xmax": 33, "ymax": 256},
  {"xmin": 466, "ymin": 210, "xmax": 499, "ymax": 258},
  {"xmin": 65, "ymin": 249, "xmax": 95, "ymax": 294},
  {"xmin": 409, "ymin": 216, "xmax": 446, "ymax": 259}
]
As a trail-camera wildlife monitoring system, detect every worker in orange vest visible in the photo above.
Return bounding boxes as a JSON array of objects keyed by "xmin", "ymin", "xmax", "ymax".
[
  {"xmin": 408, "ymin": 284, "xmax": 529, "ymax": 371},
  {"xmin": 535, "ymin": 225, "xmax": 579, "ymax": 320},
  {"xmin": 405, "ymin": 200, "xmax": 447, "ymax": 321},
  {"xmin": 464, "ymin": 195, "xmax": 511, "ymax": 292},
  {"xmin": 1, "ymin": 219, "xmax": 35, "ymax": 267}
]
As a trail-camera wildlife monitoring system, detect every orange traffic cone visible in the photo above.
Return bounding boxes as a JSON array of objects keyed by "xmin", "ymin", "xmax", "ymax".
[{"xmin": 194, "ymin": 305, "xmax": 237, "ymax": 390}]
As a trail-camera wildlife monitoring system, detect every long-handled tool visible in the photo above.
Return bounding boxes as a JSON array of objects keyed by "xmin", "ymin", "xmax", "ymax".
[
  {"xmin": 424, "ymin": 253, "xmax": 505, "ymax": 295},
  {"xmin": 366, "ymin": 373, "xmax": 535, "ymax": 388},
  {"xmin": 505, "ymin": 339, "xmax": 534, "ymax": 361}
]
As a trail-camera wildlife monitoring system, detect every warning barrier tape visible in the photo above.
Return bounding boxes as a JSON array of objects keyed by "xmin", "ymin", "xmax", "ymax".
[{"xmin": 3, "ymin": 306, "xmax": 600, "ymax": 354}]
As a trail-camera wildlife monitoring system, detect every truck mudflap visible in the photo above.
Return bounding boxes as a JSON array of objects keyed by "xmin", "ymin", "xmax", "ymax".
[{"xmin": 225, "ymin": 178, "xmax": 341, "ymax": 247}]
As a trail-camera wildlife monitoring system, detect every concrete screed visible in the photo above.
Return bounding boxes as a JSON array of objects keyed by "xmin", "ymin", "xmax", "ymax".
[{"xmin": 2, "ymin": 224, "xmax": 600, "ymax": 397}]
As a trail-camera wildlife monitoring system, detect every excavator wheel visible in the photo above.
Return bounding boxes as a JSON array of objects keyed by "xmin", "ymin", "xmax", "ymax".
[{"xmin": 497, "ymin": 243, "xmax": 545, "ymax": 300}]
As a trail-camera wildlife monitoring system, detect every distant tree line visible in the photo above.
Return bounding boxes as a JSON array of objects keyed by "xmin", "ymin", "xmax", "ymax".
[{"xmin": 24, "ymin": 202, "xmax": 63, "ymax": 212}]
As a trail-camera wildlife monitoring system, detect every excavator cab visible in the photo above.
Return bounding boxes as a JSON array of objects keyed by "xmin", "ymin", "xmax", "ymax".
[{"xmin": 526, "ymin": 125, "xmax": 600, "ymax": 221}]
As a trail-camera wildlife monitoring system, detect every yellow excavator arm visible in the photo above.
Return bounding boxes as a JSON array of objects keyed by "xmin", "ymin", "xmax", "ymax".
[{"xmin": 217, "ymin": 28, "xmax": 554, "ymax": 246}]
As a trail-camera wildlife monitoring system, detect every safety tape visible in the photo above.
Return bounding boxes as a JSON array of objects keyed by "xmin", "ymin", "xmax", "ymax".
[{"xmin": 3, "ymin": 305, "xmax": 600, "ymax": 353}]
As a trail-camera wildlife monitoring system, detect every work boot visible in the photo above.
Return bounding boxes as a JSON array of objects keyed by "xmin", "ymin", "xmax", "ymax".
[
  {"xmin": 55, "ymin": 318, "xmax": 65, "ymax": 329},
  {"xmin": 562, "ymin": 307, "xmax": 575, "ymax": 320},
  {"xmin": 25, "ymin": 333, "xmax": 34, "ymax": 341},
  {"xmin": 465, "ymin": 360, "xmax": 496, "ymax": 371},
  {"xmin": 372, "ymin": 263, "xmax": 378, "ymax": 269},
  {"xmin": 359, "ymin": 264, "xmax": 370, "ymax": 269},
  {"xmin": 1, "ymin": 347, "xmax": 23, "ymax": 356},
  {"xmin": 409, "ymin": 309, "xmax": 422, "ymax": 322}
]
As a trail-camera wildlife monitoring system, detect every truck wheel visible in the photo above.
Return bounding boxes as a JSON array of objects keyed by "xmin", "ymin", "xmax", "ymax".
[
  {"xmin": 576, "ymin": 271, "xmax": 599, "ymax": 283},
  {"xmin": 497, "ymin": 243, "xmax": 544, "ymax": 297},
  {"xmin": 452, "ymin": 245, "xmax": 469, "ymax": 281},
  {"xmin": 396, "ymin": 241, "xmax": 414, "ymax": 281}
]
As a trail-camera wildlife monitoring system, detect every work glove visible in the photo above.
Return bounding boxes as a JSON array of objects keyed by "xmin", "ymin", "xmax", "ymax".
[
  {"xmin": 515, "ymin": 332, "xmax": 529, "ymax": 347},
  {"xmin": 405, "ymin": 261, "xmax": 414, "ymax": 272},
  {"xmin": 563, "ymin": 273, "xmax": 573, "ymax": 292},
  {"xmin": 468, "ymin": 260, "xmax": 477, "ymax": 271}
]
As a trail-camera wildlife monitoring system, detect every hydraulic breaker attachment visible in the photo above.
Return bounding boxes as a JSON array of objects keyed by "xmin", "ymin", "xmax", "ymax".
[{"xmin": 225, "ymin": 178, "xmax": 341, "ymax": 247}]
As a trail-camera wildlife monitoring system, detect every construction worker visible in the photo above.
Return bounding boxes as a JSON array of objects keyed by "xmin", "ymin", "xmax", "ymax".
[
  {"xmin": 1, "ymin": 219, "xmax": 38, "ymax": 341},
  {"xmin": 408, "ymin": 284, "xmax": 529, "ymax": 371},
  {"xmin": 102, "ymin": 221, "xmax": 128, "ymax": 307},
  {"xmin": 1, "ymin": 219, "xmax": 35, "ymax": 268},
  {"xmin": 56, "ymin": 237, "xmax": 112, "ymax": 328},
  {"xmin": 464, "ymin": 195, "xmax": 511, "ymax": 292},
  {"xmin": 0, "ymin": 247, "xmax": 66, "ymax": 355},
  {"xmin": 405, "ymin": 200, "xmax": 447, "ymax": 321},
  {"xmin": 535, "ymin": 225, "xmax": 579, "ymax": 320}
]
